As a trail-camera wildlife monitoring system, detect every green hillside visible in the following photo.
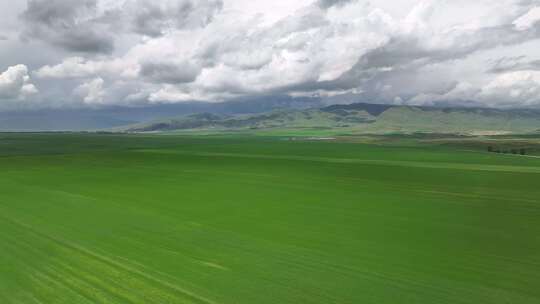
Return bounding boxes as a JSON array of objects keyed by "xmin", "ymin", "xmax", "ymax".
[
  {"xmin": 367, "ymin": 107, "xmax": 540, "ymax": 134},
  {"xmin": 125, "ymin": 103, "xmax": 540, "ymax": 135},
  {"xmin": 126, "ymin": 109, "xmax": 375, "ymax": 132}
]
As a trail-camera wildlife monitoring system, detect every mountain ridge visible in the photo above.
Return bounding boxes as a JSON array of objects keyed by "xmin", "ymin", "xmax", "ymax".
[{"xmin": 124, "ymin": 102, "xmax": 540, "ymax": 135}]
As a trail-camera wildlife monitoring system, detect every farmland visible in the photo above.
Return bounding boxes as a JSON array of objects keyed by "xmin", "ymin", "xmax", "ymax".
[{"xmin": 1, "ymin": 133, "xmax": 540, "ymax": 303}]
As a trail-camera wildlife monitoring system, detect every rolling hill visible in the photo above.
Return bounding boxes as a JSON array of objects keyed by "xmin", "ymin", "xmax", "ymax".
[{"xmin": 126, "ymin": 103, "xmax": 540, "ymax": 135}]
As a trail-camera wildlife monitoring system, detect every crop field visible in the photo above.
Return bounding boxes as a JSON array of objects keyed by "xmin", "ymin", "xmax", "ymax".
[{"xmin": 1, "ymin": 133, "xmax": 540, "ymax": 304}]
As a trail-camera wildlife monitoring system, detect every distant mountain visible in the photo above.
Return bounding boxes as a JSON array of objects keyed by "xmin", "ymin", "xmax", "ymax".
[
  {"xmin": 125, "ymin": 103, "xmax": 540, "ymax": 135},
  {"xmin": 322, "ymin": 103, "xmax": 393, "ymax": 116},
  {"xmin": 0, "ymin": 96, "xmax": 322, "ymax": 131},
  {"xmin": 2, "ymin": 100, "xmax": 539, "ymax": 134},
  {"xmin": 125, "ymin": 109, "xmax": 375, "ymax": 132}
]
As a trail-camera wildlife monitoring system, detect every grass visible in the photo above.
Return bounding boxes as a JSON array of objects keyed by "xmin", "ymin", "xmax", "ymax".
[{"xmin": 1, "ymin": 133, "xmax": 540, "ymax": 303}]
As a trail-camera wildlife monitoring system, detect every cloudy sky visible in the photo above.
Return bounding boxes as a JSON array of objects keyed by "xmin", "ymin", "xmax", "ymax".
[{"xmin": 1, "ymin": 0, "xmax": 540, "ymax": 110}]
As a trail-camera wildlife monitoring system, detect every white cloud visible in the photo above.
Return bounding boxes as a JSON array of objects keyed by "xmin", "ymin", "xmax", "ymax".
[
  {"xmin": 224, "ymin": 0, "xmax": 314, "ymax": 25},
  {"xmin": 480, "ymin": 71, "xmax": 540, "ymax": 106},
  {"xmin": 35, "ymin": 57, "xmax": 138, "ymax": 79},
  {"xmin": 403, "ymin": 0, "xmax": 435, "ymax": 31},
  {"xmin": 0, "ymin": 64, "xmax": 38, "ymax": 100},
  {"xmin": 35, "ymin": 57, "xmax": 103, "ymax": 78},
  {"xmin": 514, "ymin": 6, "xmax": 540, "ymax": 30},
  {"xmin": 409, "ymin": 71, "xmax": 540, "ymax": 107},
  {"xmin": 74, "ymin": 77, "xmax": 105, "ymax": 104},
  {"xmin": 7, "ymin": 0, "xmax": 540, "ymax": 108}
]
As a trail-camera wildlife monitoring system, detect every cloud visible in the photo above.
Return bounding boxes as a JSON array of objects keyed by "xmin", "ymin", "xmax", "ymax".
[
  {"xmin": 35, "ymin": 57, "xmax": 103, "ymax": 78},
  {"xmin": 487, "ymin": 56, "xmax": 540, "ymax": 73},
  {"xmin": 479, "ymin": 71, "xmax": 540, "ymax": 106},
  {"xmin": 408, "ymin": 71, "xmax": 540, "ymax": 108},
  {"xmin": 13, "ymin": 0, "xmax": 540, "ymax": 108},
  {"xmin": 408, "ymin": 82, "xmax": 481, "ymax": 106},
  {"xmin": 514, "ymin": 6, "xmax": 540, "ymax": 30},
  {"xmin": 20, "ymin": 0, "xmax": 223, "ymax": 53},
  {"xmin": 0, "ymin": 64, "xmax": 38, "ymax": 100},
  {"xmin": 317, "ymin": 0, "xmax": 356, "ymax": 9},
  {"xmin": 124, "ymin": 0, "xmax": 224, "ymax": 37},
  {"xmin": 313, "ymin": 0, "xmax": 540, "ymax": 104},
  {"xmin": 34, "ymin": 57, "xmax": 137, "ymax": 79},
  {"xmin": 74, "ymin": 77, "xmax": 105, "ymax": 104},
  {"xmin": 140, "ymin": 61, "xmax": 201, "ymax": 84},
  {"xmin": 20, "ymin": 0, "xmax": 114, "ymax": 54}
]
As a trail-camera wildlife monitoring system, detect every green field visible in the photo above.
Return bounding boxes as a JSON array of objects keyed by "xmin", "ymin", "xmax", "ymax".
[{"xmin": 1, "ymin": 133, "xmax": 540, "ymax": 303}]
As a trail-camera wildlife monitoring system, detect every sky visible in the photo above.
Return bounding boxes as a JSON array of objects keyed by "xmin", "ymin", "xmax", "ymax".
[{"xmin": 1, "ymin": 0, "xmax": 540, "ymax": 110}]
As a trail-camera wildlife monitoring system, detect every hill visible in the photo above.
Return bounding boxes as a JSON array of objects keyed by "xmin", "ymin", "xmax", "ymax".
[{"xmin": 126, "ymin": 103, "xmax": 540, "ymax": 135}]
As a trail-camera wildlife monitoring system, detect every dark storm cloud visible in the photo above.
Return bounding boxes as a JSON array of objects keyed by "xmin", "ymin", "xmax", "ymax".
[
  {"xmin": 21, "ymin": 0, "xmax": 96, "ymax": 25},
  {"xmin": 47, "ymin": 28, "xmax": 114, "ymax": 54},
  {"xmin": 20, "ymin": 0, "xmax": 114, "ymax": 54},
  {"xmin": 317, "ymin": 0, "xmax": 355, "ymax": 9},
  {"xmin": 126, "ymin": 0, "xmax": 224, "ymax": 37},
  {"xmin": 488, "ymin": 56, "xmax": 540, "ymax": 73},
  {"xmin": 19, "ymin": 0, "xmax": 224, "ymax": 53},
  {"xmin": 140, "ymin": 61, "xmax": 201, "ymax": 84}
]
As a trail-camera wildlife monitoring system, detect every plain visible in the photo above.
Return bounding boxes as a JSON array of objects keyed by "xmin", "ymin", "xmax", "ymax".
[{"xmin": 1, "ymin": 133, "xmax": 539, "ymax": 304}]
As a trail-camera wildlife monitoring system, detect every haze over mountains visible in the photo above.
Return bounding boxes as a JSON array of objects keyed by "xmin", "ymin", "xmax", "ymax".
[
  {"xmin": 124, "ymin": 102, "xmax": 540, "ymax": 135},
  {"xmin": 1, "ymin": 97, "xmax": 539, "ymax": 134},
  {"xmin": 0, "ymin": 97, "xmax": 321, "ymax": 131}
]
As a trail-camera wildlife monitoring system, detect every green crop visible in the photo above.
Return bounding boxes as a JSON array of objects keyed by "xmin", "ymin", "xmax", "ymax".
[{"xmin": 1, "ymin": 133, "xmax": 539, "ymax": 303}]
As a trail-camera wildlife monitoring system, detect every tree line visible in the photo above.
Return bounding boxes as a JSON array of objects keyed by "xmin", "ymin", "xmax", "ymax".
[{"xmin": 487, "ymin": 146, "xmax": 526, "ymax": 155}]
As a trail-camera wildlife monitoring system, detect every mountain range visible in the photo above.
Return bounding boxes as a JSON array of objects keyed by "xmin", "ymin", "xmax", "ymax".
[
  {"xmin": 125, "ymin": 103, "xmax": 540, "ymax": 135},
  {"xmin": 1, "ymin": 99, "xmax": 540, "ymax": 135}
]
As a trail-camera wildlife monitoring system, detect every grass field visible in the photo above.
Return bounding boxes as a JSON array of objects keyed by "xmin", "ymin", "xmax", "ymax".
[{"xmin": 1, "ymin": 133, "xmax": 540, "ymax": 303}]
